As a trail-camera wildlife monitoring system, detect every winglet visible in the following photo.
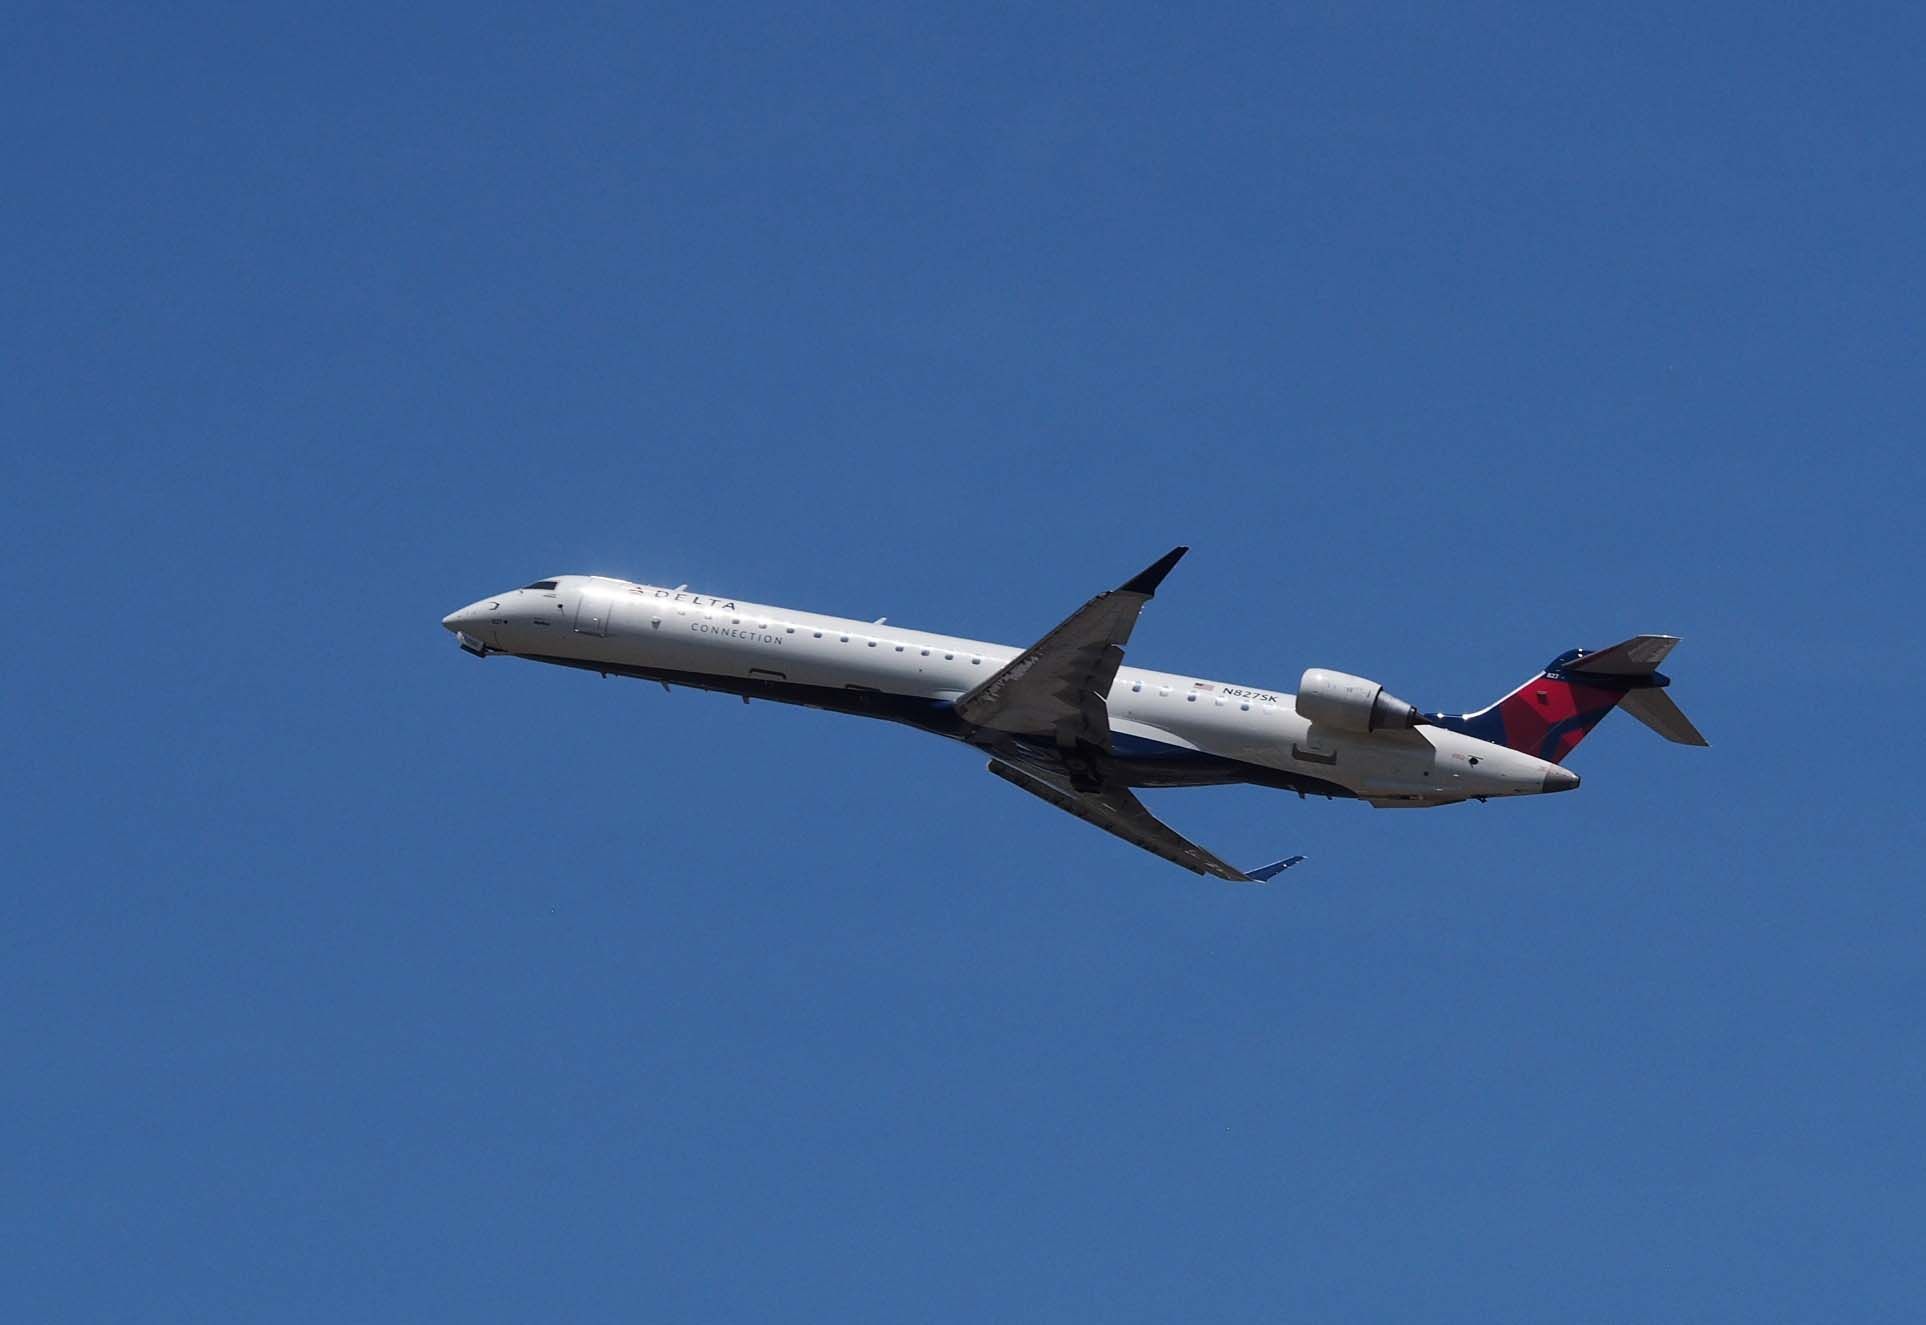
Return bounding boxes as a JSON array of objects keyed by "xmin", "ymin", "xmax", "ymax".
[
  {"xmin": 1244, "ymin": 854, "xmax": 1306, "ymax": 882},
  {"xmin": 1120, "ymin": 546, "xmax": 1188, "ymax": 596}
]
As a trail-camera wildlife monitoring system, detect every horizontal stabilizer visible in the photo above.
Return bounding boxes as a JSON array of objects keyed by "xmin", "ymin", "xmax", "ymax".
[
  {"xmin": 1619, "ymin": 687, "xmax": 1709, "ymax": 746},
  {"xmin": 1568, "ymin": 635, "xmax": 1679, "ymax": 676}
]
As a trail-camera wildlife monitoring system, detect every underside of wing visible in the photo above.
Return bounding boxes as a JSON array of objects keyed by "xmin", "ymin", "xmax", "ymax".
[
  {"xmin": 987, "ymin": 758, "xmax": 1281, "ymax": 883},
  {"xmin": 954, "ymin": 547, "xmax": 1186, "ymax": 748}
]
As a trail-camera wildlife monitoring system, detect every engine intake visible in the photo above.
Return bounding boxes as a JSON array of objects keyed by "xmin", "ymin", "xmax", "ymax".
[{"xmin": 1296, "ymin": 668, "xmax": 1423, "ymax": 732}]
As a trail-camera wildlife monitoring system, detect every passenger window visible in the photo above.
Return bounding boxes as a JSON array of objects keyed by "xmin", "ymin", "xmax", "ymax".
[
  {"xmin": 943, "ymin": 653, "xmax": 954, "ymax": 661},
  {"xmin": 894, "ymin": 645, "xmax": 904, "ymax": 652},
  {"xmin": 840, "ymin": 635, "xmax": 849, "ymax": 643},
  {"xmin": 1130, "ymin": 682, "xmax": 1142, "ymax": 693},
  {"xmin": 1240, "ymin": 702, "xmax": 1250, "ymax": 711},
  {"xmin": 1186, "ymin": 693, "xmax": 1197, "ymax": 702},
  {"xmin": 867, "ymin": 640, "xmax": 877, "ymax": 648},
  {"xmin": 970, "ymin": 657, "xmax": 981, "ymax": 665}
]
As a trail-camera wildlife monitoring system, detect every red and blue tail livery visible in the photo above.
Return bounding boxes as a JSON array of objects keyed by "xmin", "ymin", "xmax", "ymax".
[{"xmin": 1431, "ymin": 635, "xmax": 1708, "ymax": 764}]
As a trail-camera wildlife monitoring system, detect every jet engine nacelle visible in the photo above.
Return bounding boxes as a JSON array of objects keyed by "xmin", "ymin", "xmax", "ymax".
[{"xmin": 1295, "ymin": 668, "xmax": 1423, "ymax": 732}]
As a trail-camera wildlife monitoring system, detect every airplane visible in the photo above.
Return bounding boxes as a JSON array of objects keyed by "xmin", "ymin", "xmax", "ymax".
[{"xmin": 441, "ymin": 548, "xmax": 1706, "ymax": 882}]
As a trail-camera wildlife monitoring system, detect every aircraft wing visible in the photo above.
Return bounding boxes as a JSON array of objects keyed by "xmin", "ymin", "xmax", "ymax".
[
  {"xmin": 954, "ymin": 546, "xmax": 1187, "ymax": 745},
  {"xmin": 986, "ymin": 759, "xmax": 1302, "ymax": 884}
]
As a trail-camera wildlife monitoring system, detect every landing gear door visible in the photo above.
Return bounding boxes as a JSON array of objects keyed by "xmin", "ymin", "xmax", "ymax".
[{"xmin": 575, "ymin": 590, "xmax": 609, "ymax": 637}]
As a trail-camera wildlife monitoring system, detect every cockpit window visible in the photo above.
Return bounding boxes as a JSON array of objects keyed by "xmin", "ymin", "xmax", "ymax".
[{"xmin": 523, "ymin": 580, "xmax": 559, "ymax": 590}]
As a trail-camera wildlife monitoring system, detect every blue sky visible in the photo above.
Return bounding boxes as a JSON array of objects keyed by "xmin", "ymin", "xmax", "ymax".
[{"xmin": 5, "ymin": 4, "xmax": 1922, "ymax": 1319}]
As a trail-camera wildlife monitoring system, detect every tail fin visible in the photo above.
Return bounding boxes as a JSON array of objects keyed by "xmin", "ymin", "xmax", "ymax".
[{"xmin": 1429, "ymin": 635, "xmax": 1707, "ymax": 764}]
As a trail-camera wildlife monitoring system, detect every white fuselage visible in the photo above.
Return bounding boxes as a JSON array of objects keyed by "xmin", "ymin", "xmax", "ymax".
[{"xmin": 442, "ymin": 575, "xmax": 1566, "ymax": 805}]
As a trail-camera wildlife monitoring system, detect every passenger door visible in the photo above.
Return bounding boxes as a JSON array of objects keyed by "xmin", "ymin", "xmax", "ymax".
[{"xmin": 574, "ymin": 591, "xmax": 609, "ymax": 637}]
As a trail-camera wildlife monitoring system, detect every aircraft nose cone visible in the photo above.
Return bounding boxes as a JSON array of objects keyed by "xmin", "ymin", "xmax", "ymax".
[
  {"xmin": 442, "ymin": 601, "xmax": 489, "ymax": 633},
  {"xmin": 1541, "ymin": 765, "xmax": 1581, "ymax": 794}
]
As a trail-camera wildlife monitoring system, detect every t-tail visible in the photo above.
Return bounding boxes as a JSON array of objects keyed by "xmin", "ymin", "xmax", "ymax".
[{"xmin": 1428, "ymin": 635, "xmax": 1709, "ymax": 764}]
